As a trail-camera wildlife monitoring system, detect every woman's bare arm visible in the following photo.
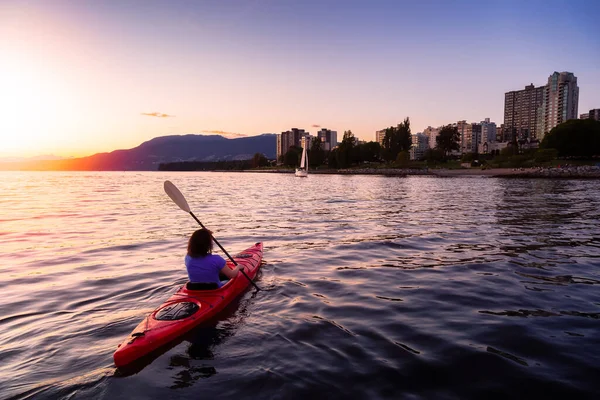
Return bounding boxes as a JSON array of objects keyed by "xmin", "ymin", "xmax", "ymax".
[{"xmin": 220, "ymin": 265, "xmax": 244, "ymax": 279}]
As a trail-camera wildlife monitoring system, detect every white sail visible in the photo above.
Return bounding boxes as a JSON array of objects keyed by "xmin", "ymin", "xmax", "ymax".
[
  {"xmin": 300, "ymin": 145, "xmax": 307, "ymax": 169},
  {"xmin": 295, "ymin": 144, "xmax": 309, "ymax": 177}
]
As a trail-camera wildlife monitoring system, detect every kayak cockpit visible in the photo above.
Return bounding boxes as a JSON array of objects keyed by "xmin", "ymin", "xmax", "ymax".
[
  {"xmin": 154, "ymin": 301, "xmax": 200, "ymax": 321},
  {"xmin": 186, "ymin": 282, "xmax": 219, "ymax": 291}
]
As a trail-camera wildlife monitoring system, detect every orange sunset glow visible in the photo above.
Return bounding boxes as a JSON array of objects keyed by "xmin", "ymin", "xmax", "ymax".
[{"xmin": 1, "ymin": 0, "xmax": 598, "ymax": 161}]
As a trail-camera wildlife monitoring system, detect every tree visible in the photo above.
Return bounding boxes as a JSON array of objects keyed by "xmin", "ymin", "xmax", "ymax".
[
  {"xmin": 382, "ymin": 117, "xmax": 412, "ymax": 162},
  {"xmin": 500, "ymin": 145, "xmax": 518, "ymax": 158},
  {"xmin": 328, "ymin": 148, "xmax": 339, "ymax": 168},
  {"xmin": 461, "ymin": 152, "xmax": 476, "ymax": 163},
  {"xmin": 309, "ymin": 137, "xmax": 325, "ymax": 168},
  {"xmin": 357, "ymin": 141, "xmax": 381, "ymax": 163},
  {"xmin": 395, "ymin": 151, "xmax": 410, "ymax": 167},
  {"xmin": 436, "ymin": 125, "xmax": 460, "ymax": 158},
  {"xmin": 423, "ymin": 148, "xmax": 444, "ymax": 163},
  {"xmin": 540, "ymin": 119, "xmax": 600, "ymax": 157},
  {"xmin": 534, "ymin": 148, "xmax": 558, "ymax": 163},
  {"xmin": 283, "ymin": 146, "xmax": 302, "ymax": 167},
  {"xmin": 251, "ymin": 153, "xmax": 269, "ymax": 168},
  {"xmin": 336, "ymin": 130, "xmax": 356, "ymax": 168}
]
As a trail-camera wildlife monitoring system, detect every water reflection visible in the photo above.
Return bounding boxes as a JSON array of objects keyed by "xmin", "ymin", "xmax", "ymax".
[{"xmin": 2, "ymin": 172, "xmax": 600, "ymax": 399}]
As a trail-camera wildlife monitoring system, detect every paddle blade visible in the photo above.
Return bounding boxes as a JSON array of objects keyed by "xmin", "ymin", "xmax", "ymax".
[{"xmin": 164, "ymin": 180, "xmax": 191, "ymax": 213}]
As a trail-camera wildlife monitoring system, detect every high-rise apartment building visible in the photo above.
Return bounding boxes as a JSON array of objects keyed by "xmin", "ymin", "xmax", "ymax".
[
  {"xmin": 317, "ymin": 128, "xmax": 338, "ymax": 151},
  {"xmin": 375, "ymin": 129, "xmax": 386, "ymax": 146},
  {"xmin": 478, "ymin": 118, "xmax": 497, "ymax": 153},
  {"xmin": 276, "ymin": 128, "xmax": 309, "ymax": 163},
  {"xmin": 480, "ymin": 118, "xmax": 497, "ymax": 144},
  {"xmin": 456, "ymin": 121, "xmax": 480, "ymax": 154},
  {"xmin": 410, "ymin": 133, "xmax": 429, "ymax": 160},
  {"xmin": 540, "ymin": 72, "xmax": 579, "ymax": 139},
  {"xmin": 497, "ymin": 124, "xmax": 505, "ymax": 142},
  {"xmin": 456, "ymin": 121, "xmax": 469, "ymax": 153},
  {"xmin": 300, "ymin": 135, "xmax": 313, "ymax": 150},
  {"xmin": 503, "ymin": 84, "xmax": 544, "ymax": 142},
  {"xmin": 423, "ymin": 126, "xmax": 440, "ymax": 149},
  {"xmin": 582, "ymin": 109, "xmax": 600, "ymax": 121}
]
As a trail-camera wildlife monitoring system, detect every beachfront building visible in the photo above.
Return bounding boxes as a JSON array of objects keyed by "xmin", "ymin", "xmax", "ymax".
[
  {"xmin": 423, "ymin": 126, "xmax": 440, "ymax": 150},
  {"xmin": 300, "ymin": 134, "xmax": 314, "ymax": 150},
  {"xmin": 317, "ymin": 128, "xmax": 338, "ymax": 151},
  {"xmin": 497, "ymin": 124, "xmax": 505, "ymax": 142},
  {"xmin": 478, "ymin": 118, "xmax": 497, "ymax": 154},
  {"xmin": 375, "ymin": 129, "xmax": 386, "ymax": 146},
  {"xmin": 581, "ymin": 109, "xmax": 600, "ymax": 121},
  {"xmin": 456, "ymin": 121, "xmax": 481, "ymax": 154},
  {"xmin": 540, "ymin": 72, "xmax": 579, "ymax": 140},
  {"xmin": 277, "ymin": 128, "xmax": 310, "ymax": 164},
  {"xmin": 486, "ymin": 142, "xmax": 509, "ymax": 155},
  {"xmin": 410, "ymin": 133, "xmax": 429, "ymax": 160},
  {"xmin": 504, "ymin": 83, "xmax": 545, "ymax": 142},
  {"xmin": 456, "ymin": 121, "xmax": 469, "ymax": 154}
]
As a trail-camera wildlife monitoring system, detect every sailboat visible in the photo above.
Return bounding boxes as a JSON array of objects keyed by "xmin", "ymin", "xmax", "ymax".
[{"xmin": 295, "ymin": 145, "xmax": 308, "ymax": 177}]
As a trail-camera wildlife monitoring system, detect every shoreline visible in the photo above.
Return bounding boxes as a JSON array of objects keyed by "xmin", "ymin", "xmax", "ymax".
[
  {"xmin": 1, "ymin": 167, "xmax": 598, "ymax": 179},
  {"xmin": 232, "ymin": 166, "xmax": 600, "ymax": 179}
]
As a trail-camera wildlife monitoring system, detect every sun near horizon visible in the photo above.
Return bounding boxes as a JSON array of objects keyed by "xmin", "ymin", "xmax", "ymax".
[{"xmin": 1, "ymin": 0, "xmax": 599, "ymax": 159}]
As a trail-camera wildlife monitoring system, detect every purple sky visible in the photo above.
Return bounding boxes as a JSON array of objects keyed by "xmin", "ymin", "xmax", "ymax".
[{"xmin": 1, "ymin": 0, "xmax": 599, "ymax": 156}]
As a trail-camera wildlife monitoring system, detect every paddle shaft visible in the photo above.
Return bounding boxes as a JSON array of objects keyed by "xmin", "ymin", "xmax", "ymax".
[{"xmin": 189, "ymin": 211, "xmax": 260, "ymax": 291}]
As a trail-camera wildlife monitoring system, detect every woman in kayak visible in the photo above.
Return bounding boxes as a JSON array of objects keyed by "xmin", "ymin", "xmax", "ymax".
[{"xmin": 185, "ymin": 228, "xmax": 244, "ymax": 287}]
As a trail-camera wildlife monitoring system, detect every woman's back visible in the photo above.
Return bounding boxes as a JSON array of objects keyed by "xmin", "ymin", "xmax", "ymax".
[{"xmin": 185, "ymin": 254, "xmax": 226, "ymax": 287}]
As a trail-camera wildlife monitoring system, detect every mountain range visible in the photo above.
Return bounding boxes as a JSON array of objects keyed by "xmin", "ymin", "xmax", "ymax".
[{"xmin": 0, "ymin": 134, "xmax": 277, "ymax": 171}]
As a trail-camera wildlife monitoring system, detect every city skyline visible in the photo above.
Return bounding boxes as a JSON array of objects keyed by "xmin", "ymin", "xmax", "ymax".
[{"xmin": 1, "ymin": 0, "xmax": 599, "ymax": 158}]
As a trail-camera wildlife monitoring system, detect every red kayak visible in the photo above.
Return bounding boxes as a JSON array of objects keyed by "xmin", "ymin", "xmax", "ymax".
[{"xmin": 113, "ymin": 242, "xmax": 263, "ymax": 368}]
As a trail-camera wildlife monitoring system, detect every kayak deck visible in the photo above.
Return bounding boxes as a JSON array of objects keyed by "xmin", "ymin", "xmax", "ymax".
[{"xmin": 113, "ymin": 242, "xmax": 263, "ymax": 368}]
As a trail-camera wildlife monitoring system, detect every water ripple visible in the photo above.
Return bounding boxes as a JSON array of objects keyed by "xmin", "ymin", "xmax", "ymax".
[{"xmin": 1, "ymin": 172, "xmax": 599, "ymax": 399}]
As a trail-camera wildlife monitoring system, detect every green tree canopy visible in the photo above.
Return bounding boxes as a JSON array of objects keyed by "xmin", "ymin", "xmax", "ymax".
[
  {"xmin": 534, "ymin": 148, "xmax": 558, "ymax": 163},
  {"xmin": 357, "ymin": 141, "xmax": 381, "ymax": 162},
  {"xmin": 309, "ymin": 137, "xmax": 325, "ymax": 168},
  {"xmin": 251, "ymin": 153, "xmax": 269, "ymax": 168},
  {"xmin": 382, "ymin": 118, "xmax": 412, "ymax": 162},
  {"xmin": 540, "ymin": 119, "xmax": 600, "ymax": 157},
  {"xmin": 395, "ymin": 151, "xmax": 410, "ymax": 167},
  {"xmin": 283, "ymin": 146, "xmax": 302, "ymax": 167},
  {"xmin": 336, "ymin": 130, "xmax": 356, "ymax": 168},
  {"xmin": 328, "ymin": 148, "xmax": 339, "ymax": 168},
  {"xmin": 424, "ymin": 148, "xmax": 445, "ymax": 163},
  {"xmin": 461, "ymin": 152, "xmax": 476, "ymax": 162},
  {"xmin": 435, "ymin": 125, "xmax": 460, "ymax": 157}
]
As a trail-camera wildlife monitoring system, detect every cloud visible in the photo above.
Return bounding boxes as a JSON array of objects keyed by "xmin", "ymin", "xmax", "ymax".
[
  {"xmin": 312, "ymin": 124, "xmax": 321, "ymax": 128},
  {"xmin": 202, "ymin": 130, "xmax": 247, "ymax": 138},
  {"xmin": 141, "ymin": 112, "xmax": 175, "ymax": 118}
]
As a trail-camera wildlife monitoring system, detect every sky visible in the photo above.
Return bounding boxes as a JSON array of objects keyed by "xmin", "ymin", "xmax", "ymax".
[{"xmin": 1, "ymin": 0, "xmax": 599, "ymax": 158}]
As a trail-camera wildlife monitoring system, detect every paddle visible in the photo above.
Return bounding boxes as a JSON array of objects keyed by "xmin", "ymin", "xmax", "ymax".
[{"xmin": 163, "ymin": 180, "xmax": 260, "ymax": 291}]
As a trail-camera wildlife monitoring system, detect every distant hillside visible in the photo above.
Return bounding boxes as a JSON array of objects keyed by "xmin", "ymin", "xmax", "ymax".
[{"xmin": 0, "ymin": 134, "xmax": 277, "ymax": 171}]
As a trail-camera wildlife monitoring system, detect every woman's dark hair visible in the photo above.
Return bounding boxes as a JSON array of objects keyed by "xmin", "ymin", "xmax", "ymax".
[{"xmin": 187, "ymin": 228, "xmax": 213, "ymax": 257}]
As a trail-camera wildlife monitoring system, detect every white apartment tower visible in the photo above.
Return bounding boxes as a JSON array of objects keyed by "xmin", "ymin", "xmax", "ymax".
[
  {"xmin": 541, "ymin": 72, "xmax": 579, "ymax": 139},
  {"xmin": 478, "ymin": 118, "xmax": 497, "ymax": 153},
  {"xmin": 423, "ymin": 126, "xmax": 440, "ymax": 149}
]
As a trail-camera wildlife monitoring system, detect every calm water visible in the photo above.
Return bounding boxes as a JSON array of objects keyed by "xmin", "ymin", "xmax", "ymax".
[{"xmin": 1, "ymin": 172, "xmax": 599, "ymax": 399}]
